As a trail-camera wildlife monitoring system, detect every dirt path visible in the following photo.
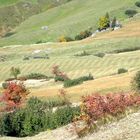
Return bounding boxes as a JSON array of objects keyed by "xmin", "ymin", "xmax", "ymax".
[{"xmin": 1, "ymin": 110, "xmax": 140, "ymax": 140}]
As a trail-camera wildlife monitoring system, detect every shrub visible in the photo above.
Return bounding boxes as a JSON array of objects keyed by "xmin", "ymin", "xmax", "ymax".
[
  {"xmin": 118, "ymin": 68, "xmax": 128, "ymax": 74},
  {"xmin": 0, "ymin": 82, "xmax": 29, "ymax": 112},
  {"xmin": 10, "ymin": 67, "xmax": 21, "ymax": 79},
  {"xmin": 74, "ymin": 93, "xmax": 140, "ymax": 137},
  {"xmin": 98, "ymin": 13, "xmax": 110, "ymax": 30},
  {"xmin": 52, "ymin": 65, "xmax": 69, "ymax": 82},
  {"xmin": 64, "ymin": 36, "xmax": 74, "ymax": 42},
  {"xmin": 112, "ymin": 47, "xmax": 140, "ymax": 53},
  {"xmin": 54, "ymin": 75, "xmax": 66, "ymax": 82},
  {"xmin": 0, "ymin": 97, "xmax": 80, "ymax": 137},
  {"xmin": 58, "ymin": 36, "xmax": 73, "ymax": 42},
  {"xmin": 75, "ymin": 30, "xmax": 92, "ymax": 40},
  {"xmin": 132, "ymin": 71, "xmax": 140, "ymax": 93},
  {"xmin": 135, "ymin": 1, "xmax": 140, "ymax": 7},
  {"xmin": 36, "ymin": 40, "xmax": 46, "ymax": 44},
  {"xmin": 26, "ymin": 73, "xmax": 48, "ymax": 80},
  {"xmin": 64, "ymin": 78, "xmax": 83, "ymax": 88},
  {"xmin": 111, "ymin": 17, "xmax": 117, "ymax": 29},
  {"xmin": 94, "ymin": 53, "xmax": 105, "ymax": 58},
  {"xmin": 125, "ymin": 9, "xmax": 137, "ymax": 18},
  {"xmin": 53, "ymin": 106, "xmax": 80, "ymax": 128},
  {"xmin": 2, "ymin": 82, "xmax": 9, "ymax": 89},
  {"xmin": 58, "ymin": 36, "xmax": 67, "ymax": 42},
  {"xmin": 0, "ymin": 106, "xmax": 47, "ymax": 137},
  {"xmin": 64, "ymin": 74, "xmax": 94, "ymax": 88},
  {"xmin": 3, "ymin": 32, "xmax": 15, "ymax": 38}
]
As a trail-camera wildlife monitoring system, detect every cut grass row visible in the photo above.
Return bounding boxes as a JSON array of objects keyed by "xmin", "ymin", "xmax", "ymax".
[{"xmin": 0, "ymin": 49, "xmax": 140, "ymax": 82}]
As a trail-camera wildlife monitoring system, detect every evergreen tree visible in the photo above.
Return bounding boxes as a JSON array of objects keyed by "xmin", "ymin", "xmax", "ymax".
[
  {"xmin": 105, "ymin": 12, "xmax": 110, "ymax": 27},
  {"xmin": 111, "ymin": 17, "xmax": 117, "ymax": 29}
]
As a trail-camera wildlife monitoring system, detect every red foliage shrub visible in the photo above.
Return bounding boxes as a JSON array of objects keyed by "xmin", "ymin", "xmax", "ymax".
[
  {"xmin": 73, "ymin": 93, "xmax": 140, "ymax": 137},
  {"xmin": 0, "ymin": 82, "xmax": 29, "ymax": 112},
  {"xmin": 52, "ymin": 65, "xmax": 69, "ymax": 81},
  {"xmin": 82, "ymin": 94, "xmax": 140, "ymax": 120},
  {"xmin": 81, "ymin": 93, "xmax": 140, "ymax": 123}
]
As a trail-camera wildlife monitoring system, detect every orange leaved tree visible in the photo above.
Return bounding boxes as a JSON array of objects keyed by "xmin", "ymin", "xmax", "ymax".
[{"xmin": 0, "ymin": 82, "xmax": 29, "ymax": 112}]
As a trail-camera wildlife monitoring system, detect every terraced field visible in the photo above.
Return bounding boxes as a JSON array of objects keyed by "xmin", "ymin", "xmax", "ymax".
[{"xmin": 0, "ymin": 18, "xmax": 140, "ymax": 82}]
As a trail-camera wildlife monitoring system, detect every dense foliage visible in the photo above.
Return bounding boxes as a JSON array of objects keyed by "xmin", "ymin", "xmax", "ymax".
[
  {"xmin": 125, "ymin": 9, "xmax": 137, "ymax": 17},
  {"xmin": 118, "ymin": 68, "xmax": 128, "ymax": 74},
  {"xmin": 25, "ymin": 73, "xmax": 48, "ymax": 80},
  {"xmin": 98, "ymin": 13, "xmax": 110, "ymax": 30},
  {"xmin": 75, "ymin": 30, "xmax": 92, "ymax": 41},
  {"xmin": 135, "ymin": 1, "xmax": 140, "ymax": 7},
  {"xmin": 74, "ymin": 93, "xmax": 140, "ymax": 137},
  {"xmin": 0, "ymin": 97, "xmax": 80, "ymax": 137},
  {"xmin": 64, "ymin": 74, "xmax": 94, "ymax": 88},
  {"xmin": 0, "ymin": 82, "xmax": 29, "ymax": 112}
]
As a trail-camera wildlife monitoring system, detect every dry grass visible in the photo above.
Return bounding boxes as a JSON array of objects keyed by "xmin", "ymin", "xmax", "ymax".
[{"xmin": 29, "ymin": 72, "xmax": 134, "ymax": 102}]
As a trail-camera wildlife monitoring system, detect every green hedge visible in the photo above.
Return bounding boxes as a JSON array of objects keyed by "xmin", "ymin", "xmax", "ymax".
[
  {"xmin": 26, "ymin": 73, "xmax": 48, "ymax": 80},
  {"xmin": 64, "ymin": 74, "xmax": 94, "ymax": 88},
  {"xmin": 118, "ymin": 68, "xmax": 128, "ymax": 74}
]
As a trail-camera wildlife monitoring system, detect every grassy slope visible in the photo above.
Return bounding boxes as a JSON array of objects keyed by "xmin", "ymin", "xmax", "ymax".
[
  {"xmin": 0, "ymin": 0, "xmax": 69, "ymax": 37},
  {"xmin": 0, "ymin": 0, "xmax": 20, "ymax": 7},
  {"xmin": 0, "ymin": 0, "xmax": 140, "ymax": 46}
]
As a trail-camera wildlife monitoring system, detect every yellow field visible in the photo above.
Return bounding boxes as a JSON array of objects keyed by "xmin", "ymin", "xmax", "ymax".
[{"xmin": 29, "ymin": 72, "xmax": 135, "ymax": 102}]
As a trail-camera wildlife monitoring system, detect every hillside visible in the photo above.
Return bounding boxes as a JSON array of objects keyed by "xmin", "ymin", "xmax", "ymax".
[
  {"xmin": 0, "ymin": 16, "xmax": 140, "ymax": 102},
  {"xmin": 0, "ymin": 1, "xmax": 140, "ymax": 140},
  {"xmin": 0, "ymin": 0, "xmax": 70, "ymax": 37},
  {"xmin": 0, "ymin": 0, "xmax": 140, "ymax": 46}
]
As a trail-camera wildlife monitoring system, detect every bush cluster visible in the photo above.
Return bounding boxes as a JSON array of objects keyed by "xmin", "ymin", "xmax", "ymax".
[
  {"xmin": 52, "ymin": 65, "xmax": 69, "ymax": 82},
  {"xmin": 118, "ymin": 68, "xmax": 128, "ymax": 74},
  {"xmin": 74, "ymin": 93, "xmax": 140, "ymax": 136},
  {"xmin": 75, "ymin": 30, "xmax": 92, "ymax": 41},
  {"xmin": 58, "ymin": 29, "xmax": 92, "ymax": 42},
  {"xmin": 25, "ymin": 73, "xmax": 48, "ymax": 80},
  {"xmin": 125, "ymin": 9, "xmax": 137, "ymax": 18},
  {"xmin": 0, "ymin": 97, "xmax": 80, "ymax": 137},
  {"xmin": 94, "ymin": 53, "xmax": 105, "ymax": 58},
  {"xmin": 112, "ymin": 47, "xmax": 140, "ymax": 53},
  {"xmin": 58, "ymin": 36, "xmax": 74, "ymax": 42},
  {"xmin": 0, "ymin": 82, "xmax": 29, "ymax": 112},
  {"xmin": 64, "ymin": 74, "xmax": 94, "ymax": 88},
  {"xmin": 135, "ymin": 1, "xmax": 140, "ymax": 7}
]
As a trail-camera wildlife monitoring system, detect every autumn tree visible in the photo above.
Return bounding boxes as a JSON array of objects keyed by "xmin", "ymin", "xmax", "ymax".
[
  {"xmin": 98, "ymin": 13, "xmax": 110, "ymax": 30},
  {"xmin": 0, "ymin": 82, "xmax": 29, "ymax": 111}
]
